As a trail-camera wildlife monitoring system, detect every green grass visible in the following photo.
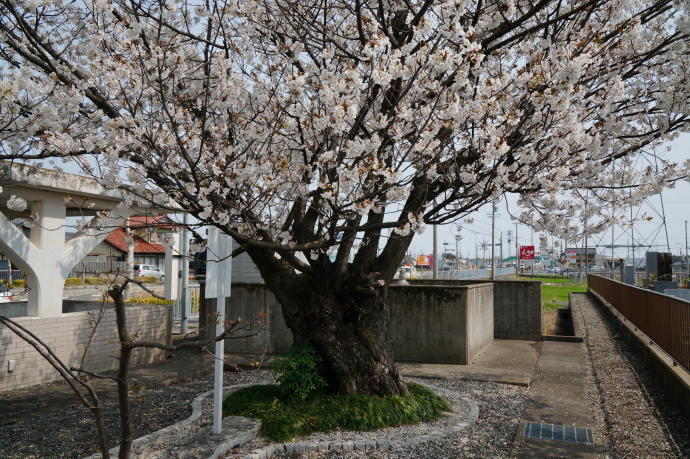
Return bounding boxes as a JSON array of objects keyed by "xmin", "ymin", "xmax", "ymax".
[
  {"xmin": 222, "ymin": 383, "xmax": 451, "ymax": 442},
  {"xmin": 518, "ymin": 276, "xmax": 587, "ymax": 310},
  {"xmin": 542, "ymin": 284, "xmax": 587, "ymax": 310},
  {"xmin": 518, "ymin": 275, "xmax": 581, "ymax": 284}
]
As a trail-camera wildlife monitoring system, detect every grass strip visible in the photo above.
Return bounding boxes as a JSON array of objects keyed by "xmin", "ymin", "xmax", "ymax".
[
  {"xmin": 222, "ymin": 382, "xmax": 451, "ymax": 442},
  {"xmin": 542, "ymin": 284, "xmax": 587, "ymax": 310}
]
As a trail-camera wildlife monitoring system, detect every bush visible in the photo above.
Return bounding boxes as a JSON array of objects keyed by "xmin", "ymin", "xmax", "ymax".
[
  {"xmin": 126, "ymin": 297, "xmax": 173, "ymax": 305},
  {"xmin": 223, "ymin": 382, "xmax": 452, "ymax": 442},
  {"xmin": 11, "ymin": 279, "xmax": 25, "ymax": 288},
  {"xmin": 134, "ymin": 276, "xmax": 158, "ymax": 283},
  {"xmin": 84, "ymin": 277, "xmax": 111, "ymax": 285},
  {"xmin": 64, "ymin": 278, "xmax": 83, "ymax": 286},
  {"xmin": 271, "ymin": 341, "xmax": 327, "ymax": 402}
]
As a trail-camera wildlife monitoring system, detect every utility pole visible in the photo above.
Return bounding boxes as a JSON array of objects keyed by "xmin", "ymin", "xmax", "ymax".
[
  {"xmin": 433, "ymin": 224, "xmax": 438, "ymax": 280},
  {"xmin": 515, "ymin": 223, "xmax": 519, "ymax": 277},
  {"xmin": 612, "ymin": 204, "xmax": 615, "ymax": 272},
  {"xmin": 491, "ymin": 201, "xmax": 496, "ymax": 280},
  {"xmin": 455, "ymin": 235, "xmax": 460, "ymax": 270},
  {"xmin": 474, "ymin": 232, "xmax": 478, "ymax": 269},
  {"xmin": 500, "ymin": 231, "xmax": 503, "ymax": 269},
  {"xmin": 685, "ymin": 220, "xmax": 688, "ymax": 274}
]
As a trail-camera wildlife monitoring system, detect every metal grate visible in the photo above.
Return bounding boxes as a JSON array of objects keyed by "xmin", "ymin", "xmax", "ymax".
[{"xmin": 523, "ymin": 422, "xmax": 594, "ymax": 445}]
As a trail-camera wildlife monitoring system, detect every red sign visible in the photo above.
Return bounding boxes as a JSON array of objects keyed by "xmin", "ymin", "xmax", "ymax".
[{"xmin": 519, "ymin": 246, "xmax": 535, "ymax": 260}]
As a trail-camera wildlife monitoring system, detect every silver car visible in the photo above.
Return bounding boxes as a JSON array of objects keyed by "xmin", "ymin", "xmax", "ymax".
[{"xmin": 133, "ymin": 264, "xmax": 165, "ymax": 280}]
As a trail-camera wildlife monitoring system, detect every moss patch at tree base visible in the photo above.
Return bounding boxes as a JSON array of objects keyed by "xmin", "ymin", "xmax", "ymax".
[{"xmin": 222, "ymin": 382, "xmax": 451, "ymax": 443}]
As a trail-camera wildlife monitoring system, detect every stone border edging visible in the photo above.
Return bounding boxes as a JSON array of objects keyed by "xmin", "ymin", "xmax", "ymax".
[
  {"xmin": 240, "ymin": 384, "xmax": 479, "ymax": 459},
  {"xmin": 84, "ymin": 384, "xmax": 255, "ymax": 459},
  {"xmin": 85, "ymin": 383, "xmax": 479, "ymax": 459}
]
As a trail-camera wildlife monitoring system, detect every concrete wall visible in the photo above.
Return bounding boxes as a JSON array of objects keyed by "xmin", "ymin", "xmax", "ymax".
[
  {"xmin": 389, "ymin": 284, "xmax": 494, "ymax": 364},
  {"xmin": 0, "ymin": 304, "xmax": 171, "ymax": 391},
  {"xmin": 201, "ymin": 283, "xmax": 494, "ymax": 365},
  {"xmin": 409, "ymin": 278, "xmax": 542, "ymax": 340},
  {"xmin": 0, "ymin": 301, "xmax": 28, "ymax": 318}
]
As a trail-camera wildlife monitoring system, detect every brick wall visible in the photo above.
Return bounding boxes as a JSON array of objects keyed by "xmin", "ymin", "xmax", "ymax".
[{"xmin": 0, "ymin": 305, "xmax": 171, "ymax": 391}]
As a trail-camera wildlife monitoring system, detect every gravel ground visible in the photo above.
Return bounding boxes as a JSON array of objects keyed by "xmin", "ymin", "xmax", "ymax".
[
  {"xmin": 0, "ymin": 372, "xmax": 528, "ymax": 459},
  {"xmin": 573, "ymin": 293, "xmax": 690, "ymax": 458},
  {"xmin": 0, "ymin": 372, "xmax": 267, "ymax": 459},
  {"xmin": 2, "ymin": 293, "xmax": 689, "ymax": 458}
]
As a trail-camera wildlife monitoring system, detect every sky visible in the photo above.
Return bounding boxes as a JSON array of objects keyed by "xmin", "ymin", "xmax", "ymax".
[{"xmin": 408, "ymin": 133, "xmax": 690, "ymax": 264}]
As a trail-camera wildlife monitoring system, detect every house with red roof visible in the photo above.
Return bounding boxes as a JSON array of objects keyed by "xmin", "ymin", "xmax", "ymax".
[{"xmin": 85, "ymin": 215, "xmax": 176, "ymax": 268}]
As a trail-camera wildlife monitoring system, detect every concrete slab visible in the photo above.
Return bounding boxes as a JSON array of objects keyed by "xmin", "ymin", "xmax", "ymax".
[
  {"xmin": 397, "ymin": 339, "xmax": 539, "ymax": 387},
  {"xmin": 512, "ymin": 340, "xmax": 605, "ymax": 457}
]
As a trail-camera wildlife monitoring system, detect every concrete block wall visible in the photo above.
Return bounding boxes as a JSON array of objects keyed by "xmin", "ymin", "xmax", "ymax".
[
  {"xmin": 200, "ymin": 283, "xmax": 494, "ymax": 365},
  {"xmin": 409, "ymin": 278, "xmax": 542, "ymax": 340},
  {"xmin": 389, "ymin": 284, "xmax": 494, "ymax": 364},
  {"xmin": 0, "ymin": 305, "xmax": 171, "ymax": 391}
]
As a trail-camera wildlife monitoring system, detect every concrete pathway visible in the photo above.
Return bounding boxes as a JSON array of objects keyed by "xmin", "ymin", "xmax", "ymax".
[
  {"xmin": 510, "ymin": 296, "xmax": 606, "ymax": 458},
  {"xmin": 511, "ymin": 340, "xmax": 602, "ymax": 457},
  {"xmin": 398, "ymin": 339, "xmax": 539, "ymax": 387}
]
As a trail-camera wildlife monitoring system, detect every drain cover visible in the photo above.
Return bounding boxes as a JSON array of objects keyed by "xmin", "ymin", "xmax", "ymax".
[{"xmin": 523, "ymin": 422, "xmax": 594, "ymax": 445}]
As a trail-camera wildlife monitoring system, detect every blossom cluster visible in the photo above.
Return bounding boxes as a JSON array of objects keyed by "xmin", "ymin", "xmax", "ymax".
[{"xmin": 0, "ymin": 0, "xmax": 687, "ymax": 265}]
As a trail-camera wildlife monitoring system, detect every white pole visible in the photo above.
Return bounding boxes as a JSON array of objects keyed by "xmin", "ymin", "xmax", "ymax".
[
  {"xmin": 491, "ymin": 201, "xmax": 495, "ymax": 280},
  {"xmin": 180, "ymin": 214, "xmax": 190, "ymax": 334},
  {"xmin": 213, "ymin": 229, "xmax": 228, "ymax": 435}
]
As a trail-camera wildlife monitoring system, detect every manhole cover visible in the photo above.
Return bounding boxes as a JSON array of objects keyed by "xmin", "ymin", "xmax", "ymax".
[{"xmin": 523, "ymin": 422, "xmax": 594, "ymax": 445}]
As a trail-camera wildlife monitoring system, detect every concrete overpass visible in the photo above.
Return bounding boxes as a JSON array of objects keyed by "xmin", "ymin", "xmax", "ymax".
[{"xmin": 0, "ymin": 162, "xmax": 176, "ymax": 318}]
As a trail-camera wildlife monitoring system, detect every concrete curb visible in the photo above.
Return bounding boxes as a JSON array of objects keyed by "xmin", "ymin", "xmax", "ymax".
[{"xmin": 240, "ymin": 385, "xmax": 479, "ymax": 459}]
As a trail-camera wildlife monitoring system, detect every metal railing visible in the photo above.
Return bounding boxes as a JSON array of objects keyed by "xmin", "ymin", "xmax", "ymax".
[
  {"xmin": 72, "ymin": 261, "xmax": 129, "ymax": 275},
  {"xmin": 417, "ymin": 267, "xmax": 514, "ymax": 280},
  {"xmin": 588, "ymin": 275, "xmax": 690, "ymax": 372},
  {"xmin": 172, "ymin": 286, "xmax": 201, "ymax": 323},
  {"xmin": 0, "ymin": 270, "xmax": 26, "ymax": 282}
]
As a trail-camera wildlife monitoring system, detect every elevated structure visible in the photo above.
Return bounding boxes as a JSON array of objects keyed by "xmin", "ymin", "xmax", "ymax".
[{"xmin": 0, "ymin": 163, "xmax": 175, "ymax": 318}]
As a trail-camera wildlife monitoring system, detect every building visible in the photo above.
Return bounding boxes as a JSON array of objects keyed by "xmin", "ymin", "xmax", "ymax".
[{"xmin": 87, "ymin": 215, "xmax": 175, "ymax": 268}]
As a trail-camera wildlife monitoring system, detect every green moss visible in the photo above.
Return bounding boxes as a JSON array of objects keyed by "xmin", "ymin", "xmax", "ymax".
[{"xmin": 222, "ymin": 383, "xmax": 451, "ymax": 443}]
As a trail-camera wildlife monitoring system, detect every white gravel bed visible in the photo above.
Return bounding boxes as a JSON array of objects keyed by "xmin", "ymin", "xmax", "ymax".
[
  {"xmin": 219, "ymin": 379, "xmax": 529, "ymax": 458},
  {"xmin": 573, "ymin": 293, "xmax": 690, "ymax": 458}
]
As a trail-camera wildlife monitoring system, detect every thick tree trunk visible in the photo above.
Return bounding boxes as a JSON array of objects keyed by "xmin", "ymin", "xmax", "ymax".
[{"xmin": 279, "ymin": 280, "xmax": 408, "ymax": 397}]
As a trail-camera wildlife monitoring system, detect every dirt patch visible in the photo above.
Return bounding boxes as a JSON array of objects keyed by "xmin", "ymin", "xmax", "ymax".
[{"xmin": 542, "ymin": 309, "xmax": 557, "ymax": 335}]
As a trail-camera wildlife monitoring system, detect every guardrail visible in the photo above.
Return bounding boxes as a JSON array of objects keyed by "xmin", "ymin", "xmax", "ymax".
[
  {"xmin": 72, "ymin": 261, "xmax": 130, "ymax": 275},
  {"xmin": 417, "ymin": 267, "xmax": 514, "ymax": 280},
  {"xmin": 588, "ymin": 274, "xmax": 690, "ymax": 372},
  {"xmin": 0, "ymin": 270, "xmax": 26, "ymax": 282},
  {"xmin": 172, "ymin": 286, "xmax": 201, "ymax": 324}
]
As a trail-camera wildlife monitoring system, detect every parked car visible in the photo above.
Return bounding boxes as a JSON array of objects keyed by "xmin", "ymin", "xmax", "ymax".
[
  {"xmin": 393, "ymin": 266, "xmax": 417, "ymax": 280},
  {"xmin": 133, "ymin": 264, "xmax": 165, "ymax": 280},
  {"xmin": 0, "ymin": 282, "xmax": 14, "ymax": 302}
]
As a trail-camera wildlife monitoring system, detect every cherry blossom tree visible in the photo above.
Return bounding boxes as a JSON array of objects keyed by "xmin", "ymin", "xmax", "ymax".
[{"xmin": 1, "ymin": 0, "xmax": 689, "ymax": 396}]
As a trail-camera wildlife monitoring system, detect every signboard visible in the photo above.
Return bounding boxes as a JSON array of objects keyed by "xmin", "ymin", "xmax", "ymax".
[
  {"xmin": 519, "ymin": 246, "xmax": 535, "ymax": 265},
  {"xmin": 565, "ymin": 249, "xmax": 578, "ymax": 266},
  {"xmin": 416, "ymin": 255, "xmax": 430, "ymax": 267}
]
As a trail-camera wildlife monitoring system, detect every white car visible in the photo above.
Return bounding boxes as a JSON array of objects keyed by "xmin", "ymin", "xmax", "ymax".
[
  {"xmin": 133, "ymin": 264, "xmax": 165, "ymax": 280},
  {"xmin": 393, "ymin": 266, "xmax": 417, "ymax": 280}
]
